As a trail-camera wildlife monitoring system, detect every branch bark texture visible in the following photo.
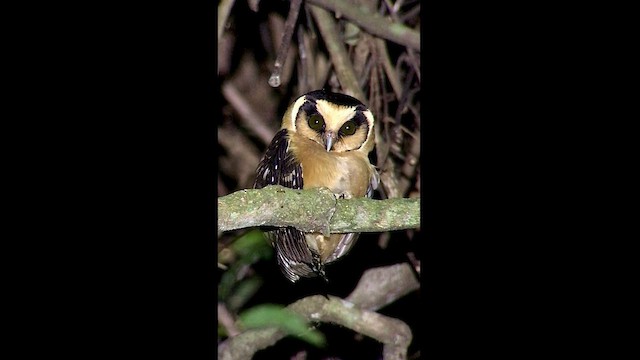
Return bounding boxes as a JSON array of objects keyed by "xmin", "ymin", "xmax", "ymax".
[
  {"xmin": 346, "ymin": 263, "xmax": 419, "ymax": 311},
  {"xmin": 218, "ymin": 185, "xmax": 420, "ymax": 235}
]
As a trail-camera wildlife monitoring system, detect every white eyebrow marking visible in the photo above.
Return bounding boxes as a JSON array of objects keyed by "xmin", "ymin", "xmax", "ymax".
[
  {"xmin": 288, "ymin": 96, "xmax": 308, "ymax": 131},
  {"xmin": 358, "ymin": 109, "xmax": 375, "ymax": 150}
]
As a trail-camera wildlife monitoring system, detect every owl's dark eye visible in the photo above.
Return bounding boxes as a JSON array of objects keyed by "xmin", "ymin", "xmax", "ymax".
[
  {"xmin": 308, "ymin": 114, "xmax": 325, "ymax": 131},
  {"xmin": 340, "ymin": 120, "xmax": 357, "ymax": 135}
]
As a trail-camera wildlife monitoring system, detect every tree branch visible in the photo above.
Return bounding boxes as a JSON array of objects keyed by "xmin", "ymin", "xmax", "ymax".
[
  {"xmin": 345, "ymin": 263, "xmax": 419, "ymax": 311},
  {"xmin": 217, "ymin": 0, "xmax": 235, "ymax": 44},
  {"xmin": 217, "ymin": 185, "xmax": 420, "ymax": 235},
  {"xmin": 288, "ymin": 296, "xmax": 413, "ymax": 360},
  {"xmin": 221, "ymin": 82, "xmax": 276, "ymax": 146},
  {"xmin": 307, "ymin": 0, "xmax": 420, "ymax": 51},
  {"xmin": 218, "ymin": 263, "xmax": 418, "ymax": 360},
  {"xmin": 309, "ymin": 5, "xmax": 366, "ymax": 101},
  {"xmin": 268, "ymin": 0, "xmax": 303, "ymax": 88}
]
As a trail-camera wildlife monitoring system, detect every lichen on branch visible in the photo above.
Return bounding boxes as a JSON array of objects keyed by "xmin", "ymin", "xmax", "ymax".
[{"xmin": 217, "ymin": 185, "xmax": 420, "ymax": 235}]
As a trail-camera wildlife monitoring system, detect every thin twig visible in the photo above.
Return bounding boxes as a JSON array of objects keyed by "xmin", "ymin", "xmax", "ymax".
[
  {"xmin": 375, "ymin": 38, "xmax": 403, "ymax": 100},
  {"xmin": 406, "ymin": 252, "xmax": 420, "ymax": 276},
  {"xmin": 218, "ymin": 302, "xmax": 241, "ymax": 337},
  {"xmin": 400, "ymin": 3, "xmax": 420, "ymax": 24},
  {"xmin": 352, "ymin": 34, "xmax": 372, "ymax": 87},
  {"xmin": 269, "ymin": 0, "xmax": 303, "ymax": 87},
  {"xmin": 222, "ymin": 82, "xmax": 276, "ymax": 146},
  {"xmin": 406, "ymin": 47, "xmax": 421, "ymax": 83},
  {"xmin": 367, "ymin": 47, "xmax": 381, "ymax": 115},
  {"xmin": 247, "ymin": 0, "xmax": 261, "ymax": 12},
  {"xmin": 268, "ymin": 13, "xmax": 298, "ymax": 89},
  {"xmin": 376, "ymin": 113, "xmax": 393, "ymax": 169},
  {"xmin": 392, "ymin": 0, "xmax": 405, "ymax": 15},
  {"xmin": 296, "ymin": 24, "xmax": 310, "ymax": 94},
  {"xmin": 380, "ymin": 158, "xmax": 401, "ymax": 199},
  {"xmin": 218, "ymin": 126, "xmax": 262, "ymax": 189},
  {"xmin": 217, "ymin": 0, "xmax": 236, "ymax": 44}
]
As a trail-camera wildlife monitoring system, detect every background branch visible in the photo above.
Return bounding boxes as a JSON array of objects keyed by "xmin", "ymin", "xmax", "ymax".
[
  {"xmin": 307, "ymin": 0, "xmax": 420, "ymax": 51},
  {"xmin": 218, "ymin": 263, "xmax": 418, "ymax": 360},
  {"xmin": 218, "ymin": 185, "xmax": 420, "ymax": 234},
  {"xmin": 269, "ymin": 0, "xmax": 303, "ymax": 87},
  {"xmin": 221, "ymin": 82, "xmax": 276, "ymax": 146},
  {"xmin": 217, "ymin": 0, "xmax": 235, "ymax": 44},
  {"xmin": 309, "ymin": 5, "xmax": 366, "ymax": 101},
  {"xmin": 345, "ymin": 263, "xmax": 419, "ymax": 311}
]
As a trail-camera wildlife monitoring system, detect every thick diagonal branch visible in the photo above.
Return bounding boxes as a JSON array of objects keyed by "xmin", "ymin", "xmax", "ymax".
[
  {"xmin": 309, "ymin": 5, "xmax": 365, "ymax": 101},
  {"xmin": 217, "ymin": 185, "xmax": 420, "ymax": 235}
]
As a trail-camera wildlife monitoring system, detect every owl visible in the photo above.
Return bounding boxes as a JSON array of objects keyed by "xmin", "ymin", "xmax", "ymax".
[{"xmin": 254, "ymin": 89, "xmax": 378, "ymax": 282}]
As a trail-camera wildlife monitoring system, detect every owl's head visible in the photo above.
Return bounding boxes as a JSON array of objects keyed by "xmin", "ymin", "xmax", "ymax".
[{"xmin": 281, "ymin": 89, "xmax": 375, "ymax": 154}]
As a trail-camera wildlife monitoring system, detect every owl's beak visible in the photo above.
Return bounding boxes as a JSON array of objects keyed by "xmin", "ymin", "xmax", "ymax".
[{"xmin": 324, "ymin": 131, "xmax": 337, "ymax": 151}]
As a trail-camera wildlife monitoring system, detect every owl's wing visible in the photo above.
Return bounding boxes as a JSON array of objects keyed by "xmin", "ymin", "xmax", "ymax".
[
  {"xmin": 366, "ymin": 166, "xmax": 380, "ymax": 198},
  {"xmin": 254, "ymin": 129, "xmax": 303, "ymax": 190},
  {"xmin": 272, "ymin": 227, "xmax": 324, "ymax": 282},
  {"xmin": 254, "ymin": 129, "xmax": 321, "ymax": 282}
]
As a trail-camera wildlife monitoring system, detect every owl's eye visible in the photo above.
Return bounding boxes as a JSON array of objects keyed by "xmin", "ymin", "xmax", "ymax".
[
  {"xmin": 308, "ymin": 114, "xmax": 325, "ymax": 131},
  {"xmin": 340, "ymin": 120, "xmax": 357, "ymax": 135}
]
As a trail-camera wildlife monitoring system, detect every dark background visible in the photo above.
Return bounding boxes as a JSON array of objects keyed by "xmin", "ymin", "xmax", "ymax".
[{"xmin": 4, "ymin": 1, "xmax": 621, "ymax": 358}]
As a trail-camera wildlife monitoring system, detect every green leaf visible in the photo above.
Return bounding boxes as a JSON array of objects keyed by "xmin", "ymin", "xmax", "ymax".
[
  {"xmin": 238, "ymin": 304, "xmax": 326, "ymax": 348},
  {"xmin": 218, "ymin": 230, "xmax": 272, "ymax": 301},
  {"xmin": 227, "ymin": 276, "xmax": 263, "ymax": 312},
  {"xmin": 217, "ymin": 323, "xmax": 228, "ymax": 338},
  {"xmin": 231, "ymin": 230, "xmax": 272, "ymax": 263}
]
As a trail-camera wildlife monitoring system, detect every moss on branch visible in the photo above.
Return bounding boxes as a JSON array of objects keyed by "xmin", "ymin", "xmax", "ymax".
[{"xmin": 218, "ymin": 185, "xmax": 420, "ymax": 235}]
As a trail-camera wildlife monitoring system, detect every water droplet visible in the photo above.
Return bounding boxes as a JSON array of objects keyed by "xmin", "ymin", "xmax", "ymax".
[{"xmin": 268, "ymin": 74, "xmax": 281, "ymax": 87}]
